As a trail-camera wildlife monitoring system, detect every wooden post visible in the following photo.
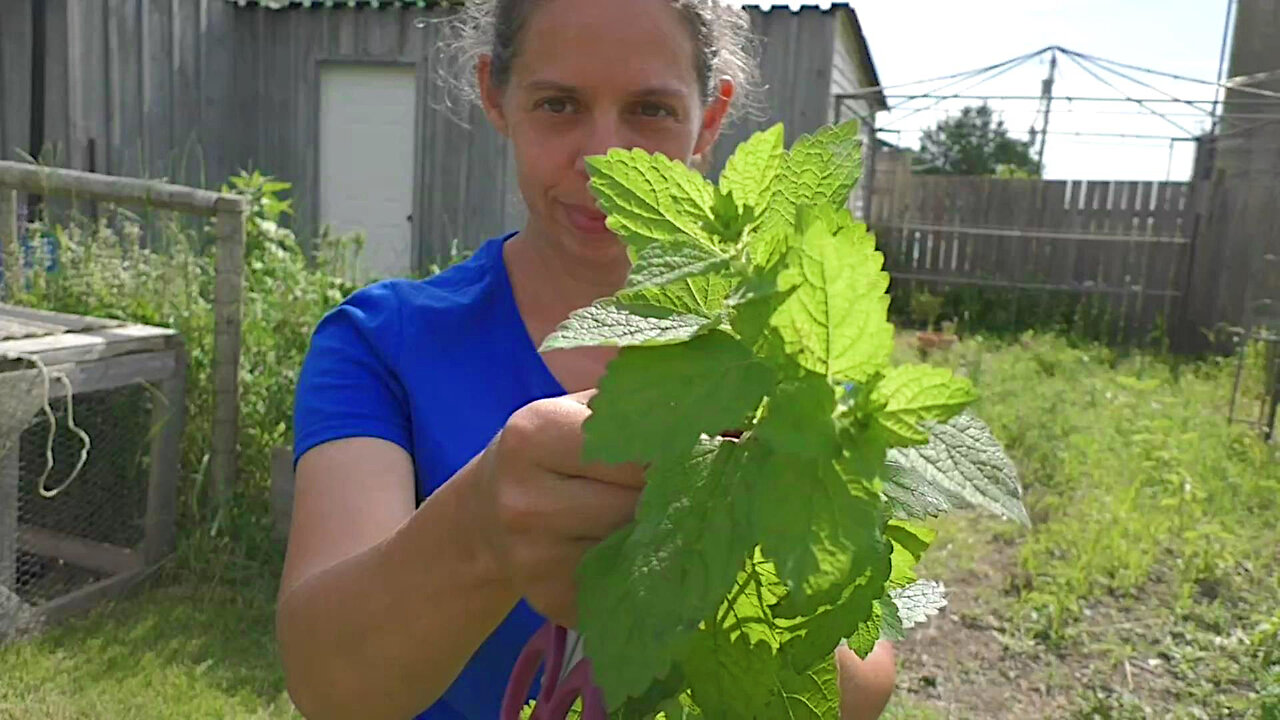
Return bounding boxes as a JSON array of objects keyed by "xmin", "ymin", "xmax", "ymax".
[
  {"xmin": 211, "ymin": 201, "xmax": 246, "ymax": 509},
  {"xmin": 0, "ymin": 441, "xmax": 16, "ymax": 593},
  {"xmin": 270, "ymin": 446, "xmax": 295, "ymax": 543},
  {"xmin": 142, "ymin": 345, "xmax": 186, "ymax": 566},
  {"xmin": 1, "ymin": 189, "xmax": 19, "ymax": 299}
]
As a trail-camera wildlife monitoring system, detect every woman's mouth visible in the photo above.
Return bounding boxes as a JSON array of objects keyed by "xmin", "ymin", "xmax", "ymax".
[{"xmin": 562, "ymin": 203, "xmax": 611, "ymax": 235}]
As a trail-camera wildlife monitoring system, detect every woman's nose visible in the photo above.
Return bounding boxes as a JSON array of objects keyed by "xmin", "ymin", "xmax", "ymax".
[{"xmin": 575, "ymin": 117, "xmax": 628, "ymax": 175}]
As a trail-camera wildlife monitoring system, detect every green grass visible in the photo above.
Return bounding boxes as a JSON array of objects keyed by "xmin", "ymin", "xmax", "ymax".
[
  {"xmin": 0, "ymin": 568, "xmax": 298, "ymax": 720},
  {"xmin": 898, "ymin": 331, "xmax": 1280, "ymax": 718},
  {"xmin": 2, "ymin": 321, "xmax": 1277, "ymax": 717}
]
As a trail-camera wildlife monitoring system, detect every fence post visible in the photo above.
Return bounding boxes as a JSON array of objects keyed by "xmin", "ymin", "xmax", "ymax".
[
  {"xmin": 0, "ymin": 189, "xmax": 19, "ymax": 299},
  {"xmin": 211, "ymin": 199, "xmax": 247, "ymax": 509}
]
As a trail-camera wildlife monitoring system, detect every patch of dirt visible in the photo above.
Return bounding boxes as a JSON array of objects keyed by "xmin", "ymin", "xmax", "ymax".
[{"xmin": 890, "ymin": 523, "xmax": 1199, "ymax": 720}]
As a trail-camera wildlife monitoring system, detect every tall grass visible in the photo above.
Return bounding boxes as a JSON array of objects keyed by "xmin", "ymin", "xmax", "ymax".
[{"xmin": 7, "ymin": 172, "xmax": 365, "ymax": 585}]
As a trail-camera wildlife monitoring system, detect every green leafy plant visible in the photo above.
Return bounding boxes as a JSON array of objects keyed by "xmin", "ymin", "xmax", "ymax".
[{"xmin": 539, "ymin": 120, "xmax": 1030, "ymax": 717}]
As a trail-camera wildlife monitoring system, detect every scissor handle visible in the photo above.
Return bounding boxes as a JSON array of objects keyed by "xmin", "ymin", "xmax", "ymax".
[{"xmin": 500, "ymin": 623, "xmax": 608, "ymax": 720}]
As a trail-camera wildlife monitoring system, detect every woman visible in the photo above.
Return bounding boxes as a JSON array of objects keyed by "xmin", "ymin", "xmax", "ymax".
[{"xmin": 276, "ymin": 1, "xmax": 897, "ymax": 718}]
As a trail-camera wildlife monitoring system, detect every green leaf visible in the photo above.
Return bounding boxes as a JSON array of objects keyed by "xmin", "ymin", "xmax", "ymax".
[
  {"xmin": 844, "ymin": 601, "xmax": 884, "ymax": 659},
  {"xmin": 877, "ymin": 597, "xmax": 905, "ymax": 642},
  {"xmin": 752, "ymin": 372, "xmax": 839, "ymax": 459},
  {"xmin": 586, "ymin": 148, "xmax": 717, "ymax": 250},
  {"xmin": 890, "ymin": 579, "xmax": 948, "ymax": 630},
  {"xmin": 883, "ymin": 412, "xmax": 1031, "ymax": 527},
  {"xmin": 620, "ymin": 239, "xmax": 735, "ymax": 317},
  {"xmin": 583, "ymin": 332, "xmax": 774, "ymax": 465},
  {"xmin": 885, "ymin": 520, "xmax": 935, "ymax": 590},
  {"xmin": 718, "ymin": 123, "xmax": 785, "ymax": 214},
  {"xmin": 579, "ymin": 440, "xmax": 755, "ymax": 710},
  {"xmin": 774, "ymin": 546, "xmax": 891, "ymax": 669},
  {"xmin": 745, "ymin": 440, "xmax": 886, "ymax": 616},
  {"xmin": 682, "ymin": 630, "xmax": 781, "ymax": 719},
  {"xmin": 870, "ymin": 365, "xmax": 978, "ymax": 446},
  {"xmin": 540, "ymin": 300, "xmax": 721, "ymax": 352},
  {"xmin": 751, "ymin": 120, "xmax": 864, "ymax": 268},
  {"xmin": 625, "ymin": 239, "xmax": 731, "ymax": 294},
  {"xmin": 768, "ymin": 204, "xmax": 893, "ymax": 383},
  {"xmin": 683, "ymin": 624, "xmax": 840, "ymax": 720}
]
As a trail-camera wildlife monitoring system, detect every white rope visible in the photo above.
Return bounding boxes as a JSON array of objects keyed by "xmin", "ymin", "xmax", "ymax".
[{"xmin": 1, "ymin": 351, "xmax": 91, "ymax": 499}]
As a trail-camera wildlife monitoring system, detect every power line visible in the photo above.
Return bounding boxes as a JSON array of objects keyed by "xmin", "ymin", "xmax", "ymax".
[
  {"xmin": 1060, "ymin": 48, "xmax": 1214, "ymax": 118},
  {"xmin": 873, "ymin": 94, "xmax": 1221, "ymax": 105},
  {"xmin": 1060, "ymin": 51, "xmax": 1197, "ymax": 137},
  {"xmin": 1074, "ymin": 48, "xmax": 1280, "ymax": 101},
  {"xmin": 878, "ymin": 128, "xmax": 1195, "ymax": 142},
  {"xmin": 879, "ymin": 48, "xmax": 1050, "ymax": 130}
]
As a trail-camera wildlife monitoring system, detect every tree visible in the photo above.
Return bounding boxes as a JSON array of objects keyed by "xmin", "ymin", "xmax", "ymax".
[{"xmin": 914, "ymin": 105, "xmax": 1041, "ymax": 177}]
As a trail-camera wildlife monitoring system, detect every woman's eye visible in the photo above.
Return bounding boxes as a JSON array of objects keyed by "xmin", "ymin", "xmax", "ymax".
[
  {"xmin": 537, "ymin": 97, "xmax": 574, "ymax": 114},
  {"xmin": 636, "ymin": 102, "xmax": 675, "ymax": 119}
]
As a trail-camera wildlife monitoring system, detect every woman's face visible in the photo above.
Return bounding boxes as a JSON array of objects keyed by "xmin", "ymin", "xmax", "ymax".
[{"xmin": 480, "ymin": 0, "xmax": 732, "ymax": 265}]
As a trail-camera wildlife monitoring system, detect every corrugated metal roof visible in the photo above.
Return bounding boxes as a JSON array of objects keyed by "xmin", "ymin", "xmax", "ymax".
[
  {"xmin": 227, "ymin": 0, "xmax": 437, "ymax": 8},
  {"xmin": 228, "ymin": 0, "xmax": 852, "ymax": 10},
  {"xmin": 728, "ymin": 1, "xmax": 852, "ymax": 11}
]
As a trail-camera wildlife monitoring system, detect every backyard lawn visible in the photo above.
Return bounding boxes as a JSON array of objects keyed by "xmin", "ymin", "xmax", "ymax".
[{"xmin": 2, "ymin": 331, "xmax": 1276, "ymax": 719}]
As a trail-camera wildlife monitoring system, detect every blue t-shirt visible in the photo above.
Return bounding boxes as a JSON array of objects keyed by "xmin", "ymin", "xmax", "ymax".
[{"xmin": 292, "ymin": 232, "xmax": 563, "ymax": 719}]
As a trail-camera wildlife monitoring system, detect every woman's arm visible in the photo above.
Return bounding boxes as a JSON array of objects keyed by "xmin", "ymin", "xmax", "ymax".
[
  {"xmin": 837, "ymin": 641, "xmax": 897, "ymax": 720},
  {"xmin": 276, "ymin": 437, "xmax": 519, "ymax": 720}
]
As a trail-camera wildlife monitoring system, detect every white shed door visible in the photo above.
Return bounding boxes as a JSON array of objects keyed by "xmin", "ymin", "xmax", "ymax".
[{"xmin": 320, "ymin": 64, "xmax": 417, "ymax": 281}]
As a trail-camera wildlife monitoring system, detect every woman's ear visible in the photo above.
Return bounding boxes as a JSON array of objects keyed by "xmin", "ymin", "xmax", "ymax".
[
  {"xmin": 693, "ymin": 77, "xmax": 735, "ymax": 159},
  {"xmin": 477, "ymin": 55, "xmax": 510, "ymax": 137}
]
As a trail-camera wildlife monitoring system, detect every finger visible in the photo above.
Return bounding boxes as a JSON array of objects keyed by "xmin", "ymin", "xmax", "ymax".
[
  {"xmin": 517, "ymin": 398, "xmax": 646, "ymax": 489},
  {"xmin": 517, "ymin": 470, "xmax": 643, "ymax": 539}
]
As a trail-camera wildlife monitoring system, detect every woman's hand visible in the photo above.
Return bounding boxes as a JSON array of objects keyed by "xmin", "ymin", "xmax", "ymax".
[{"xmin": 468, "ymin": 390, "xmax": 645, "ymax": 627}]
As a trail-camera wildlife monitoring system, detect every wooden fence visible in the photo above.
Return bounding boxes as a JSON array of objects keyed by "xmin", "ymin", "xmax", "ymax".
[
  {"xmin": 0, "ymin": 161, "xmax": 246, "ymax": 509},
  {"xmin": 866, "ymin": 172, "xmax": 1198, "ymax": 343}
]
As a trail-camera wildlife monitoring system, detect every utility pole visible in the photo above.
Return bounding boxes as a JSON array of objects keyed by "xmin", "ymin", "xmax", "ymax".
[{"xmin": 1034, "ymin": 51, "xmax": 1057, "ymax": 172}]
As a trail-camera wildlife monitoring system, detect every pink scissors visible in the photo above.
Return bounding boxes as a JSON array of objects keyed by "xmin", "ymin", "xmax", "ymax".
[{"xmin": 500, "ymin": 623, "xmax": 608, "ymax": 720}]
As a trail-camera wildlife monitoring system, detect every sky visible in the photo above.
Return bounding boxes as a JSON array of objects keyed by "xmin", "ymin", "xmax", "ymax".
[{"xmin": 844, "ymin": 0, "xmax": 1235, "ymax": 181}]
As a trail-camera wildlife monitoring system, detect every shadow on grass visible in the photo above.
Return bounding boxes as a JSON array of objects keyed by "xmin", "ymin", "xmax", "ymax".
[{"xmin": 1, "ymin": 568, "xmax": 295, "ymax": 718}]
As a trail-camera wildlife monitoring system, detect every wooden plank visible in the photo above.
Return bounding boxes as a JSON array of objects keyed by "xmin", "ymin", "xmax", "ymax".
[
  {"xmin": 211, "ymin": 206, "xmax": 246, "ymax": 507},
  {"xmin": 1039, "ymin": 182, "xmax": 1069, "ymax": 285},
  {"xmin": 361, "ymin": 6, "xmax": 402, "ymax": 58},
  {"xmin": 295, "ymin": 11, "xmax": 321, "ymax": 250},
  {"xmin": 140, "ymin": 0, "xmax": 173, "ymax": 177},
  {"xmin": 334, "ymin": 8, "xmax": 358, "ymax": 57},
  {"xmin": 68, "ymin": 0, "xmax": 108, "ymax": 176},
  {"xmin": 108, "ymin": 0, "xmax": 144, "ymax": 178},
  {"xmin": 0, "ymin": 349, "xmax": 177, "ymax": 401},
  {"xmin": 17, "ymin": 525, "xmax": 143, "ymax": 576},
  {"xmin": 172, "ymin": 0, "xmax": 203, "ymax": 187},
  {"xmin": 789, "ymin": 10, "xmax": 835, "ymax": 137},
  {"xmin": 0, "ymin": 0, "xmax": 34, "ymax": 162},
  {"xmin": 0, "ymin": 442, "xmax": 16, "ymax": 593},
  {"xmin": 35, "ymin": 567, "xmax": 149, "ymax": 625},
  {"xmin": 464, "ymin": 120, "xmax": 506, "ymax": 247},
  {"xmin": 41, "ymin": 0, "xmax": 71, "ymax": 167},
  {"xmin": 142, "ymin": 346, "xmax": 184, "ymax": 565},
  {"xmin": 270, "ymin": 446, "xmax": 294, "ymax": 542},
  {"xmin": 0, "ymin": 325, "xmax": 176, "ymax": 370},
  {"xmin": 0, "ymin": 304, "xmax": 124, "ymax": 332},
  {"xmin": 203, "ymin": 0, "xmax": 237, "ymax": 187},
  {"xmin": 0, "ymin": 161, "xmax": 245, "ymax": 216}
]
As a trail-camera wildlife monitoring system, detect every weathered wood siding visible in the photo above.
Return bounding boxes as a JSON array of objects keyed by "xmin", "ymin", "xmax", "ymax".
[
  {"xmin": 0, "ymin": 1, "xmax": 35, "ymax": 164},
  {"xmin": 4, "ymin": 0, "xmax": 241, "ymax": 188},
  {"xmin": 236, "ymin": 4, "xmax": 525, "ymax": 266},
  {"xmin": 707, "ymin": 7, "xmax": 837, "ymax": 178},
  {"xmin": 12, "ymin": 2, "xmax": 868, "ymax": 271}
]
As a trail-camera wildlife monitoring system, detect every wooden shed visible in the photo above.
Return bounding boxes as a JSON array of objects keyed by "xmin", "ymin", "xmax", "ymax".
[{"xmin": 0, "ymin": 0, "xmax": 886, "ymax": 279}]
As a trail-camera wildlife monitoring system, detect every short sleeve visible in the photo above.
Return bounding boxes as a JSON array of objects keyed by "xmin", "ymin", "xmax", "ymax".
[{"xmin": 292, "ymin": 282, "xmax": 412, "ymax": 468}]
